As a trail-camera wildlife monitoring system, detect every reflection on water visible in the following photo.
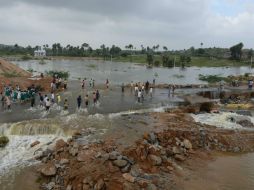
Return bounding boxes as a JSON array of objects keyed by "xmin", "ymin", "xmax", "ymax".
[{"xmin": 14, "ymin": 59, "xmax": 254, "ymax": 85}]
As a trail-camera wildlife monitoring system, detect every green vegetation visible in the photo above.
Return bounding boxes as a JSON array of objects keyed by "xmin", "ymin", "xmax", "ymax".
[
  {"xmin": 27, "ymin": 68, "xmax": 34, "ymax": 73},
  {"xmin": 39, "ymin": 59, "xmax": 46, "ymax": 65},
  {"xmin": 230, "ymin": 42, "xmax": 244, "ymax": 60},
  {"xmin": 2, "ymin": 71, "xmax": 21, "ymax": 78},
  {"xmin": 21, "ymin": 54, "xmax": 33, "ymax": 60},
  {"xmin": 46, "ymin": 70, "xmax": 69, "ymax": 79},
  {"xmin": 87, "ymin": 64, "xmax": 97, "ymax": 68},
  {"xmin": 0, "ymin": 136, "xmax": 9, "ymax": 148},
  {"xmin": 198, "ymin": 74, "xmax": 230, "ymax": 83},
  {"xmin": 173, "ymin": 74, "xmax": 184, "ymax": 78},
  {"xmin": 0, "ymin": 42, "xmax": 253, "ymax": 68}
]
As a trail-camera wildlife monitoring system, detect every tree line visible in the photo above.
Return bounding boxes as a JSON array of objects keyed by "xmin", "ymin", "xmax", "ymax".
[{"xmin": 0, "ymin": 42, "xmax": 253, "ymax": 67}]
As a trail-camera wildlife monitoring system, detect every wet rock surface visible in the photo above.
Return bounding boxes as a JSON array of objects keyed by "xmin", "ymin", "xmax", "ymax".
[{"xmin": 35, "ymin": 110, "xmax": 254, "ymax": 190}]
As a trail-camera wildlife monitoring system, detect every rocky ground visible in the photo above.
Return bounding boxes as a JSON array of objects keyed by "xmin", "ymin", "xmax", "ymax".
[
  {"xmin": 0, "ymin": 58, "xmax": 57, "ymax": 92},
  {"xmin": 32, "ymin": 108, "xmax": 254, "ymax": 190}
]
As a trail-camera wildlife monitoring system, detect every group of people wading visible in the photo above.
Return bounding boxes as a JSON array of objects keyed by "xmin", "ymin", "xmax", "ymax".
[{"xmin": 0, "ymin": 75, "xmax": 176, "ymax": 113}]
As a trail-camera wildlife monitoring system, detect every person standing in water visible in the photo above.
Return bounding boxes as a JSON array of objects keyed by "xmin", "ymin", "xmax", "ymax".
[
  {"xmin": 130, "ymin": 81, "xmax": 134, "ymax": 93},
  {"xmin": 121, "ymin": 83, "xmax": 125, "ymax": 93},
  {"xmin": 149, "ymin": 87, "xmax": 153, "ymax": 98},
  {"xmin": 51, "ymin": 92, "xmax": 55, "ymax": 103},
  {"xmin": 96, "ymin": 90, "xmax": 100, "ymax": 102},
  {"xmin": 31, "ymin": 91, "xmax": 35, "ymax": 107},
  {"xmin": 106, "ymin": 79, "xmax": 109, "ymax": 89},
  {"xmin": 1, "ymin": 92, "xmax": 5, "ymax": 108},
  {"xmin": 137, "ymin": 90, "xmax": 142, "ymax": 103},
  {"xmin": 77, "ymin": 95, "xmax": 82, "ymax": 109},
  {"xmin": 64, "ymin": 99, "xmax": 68, "ymax": 110},
  {"xmin": 93, "ymin": 91, "xmax": 97, "ymax": 106},
  {"xmin": 168, "ymin": 85, "xmax": 171, "ymax": 97},
  {"xmin": 172, "ymin": 84, "xmax": 176, "ymax": 95},
  {"xmin": 45, "ymin": 98, "xmax": 51, "ymax": 111},
  {"xmin": 6, "ymin": 96, "xmax": 11, "ymax": 110},
  {"xmin": 85, "ymin": 94, "xmax": 89, "ymax": 107},
  {"xmin": 81, "ymin": 79, "xmax": 85, "ymax": 89},
  {"xmin": 134, "ymin": 84, "xmax": 138, "ymax": 96},
  {"xmin": 57, "ymin": 94, "xmax": 61, "ymax": 104},
  {"xmin": 63, "ymin": 79, "xmax": 68, "ymax": 90},
  {"xmin": 93, "ymin": 79, "xmax": 95, "ymax": 88}
]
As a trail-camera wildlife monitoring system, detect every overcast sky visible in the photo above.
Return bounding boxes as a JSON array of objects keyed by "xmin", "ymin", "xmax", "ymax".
[{"xmin": 0, "ymin": 0, "xmax": 253, "ymax": 49}]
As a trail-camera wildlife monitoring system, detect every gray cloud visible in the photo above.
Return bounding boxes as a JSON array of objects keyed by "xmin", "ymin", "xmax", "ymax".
[{"xmin": 0, "ymin": 0, "xmax": 253, "ymax": 49}]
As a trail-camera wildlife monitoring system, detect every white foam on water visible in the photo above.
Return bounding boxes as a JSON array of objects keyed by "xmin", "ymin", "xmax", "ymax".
[
  {"xmin": 59, "ymin": 110, "xmax": 69, "ymax": 116},
  {"xmin": 76, "ymin": 108, "xmax": 88, "ymax": 114},
  {"xmin": 108, "ymin": 106, "xmax": 169, "ymax": 119},
  {"xmin": 191, "ymin": 112, "xmax": 254, "ymax": 129},
  {"xmin": 0, "ymin": 135, "xmax": 63, "ymax": 176},
  {"xmin": 87, "ymin": 113, "xmax": 105, "ymax": 120}
]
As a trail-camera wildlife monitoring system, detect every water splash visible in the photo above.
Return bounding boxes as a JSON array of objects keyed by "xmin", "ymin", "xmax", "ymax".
[{"xmin": 191, "ymin": 112, "xmax": 254, "ymax": 129}]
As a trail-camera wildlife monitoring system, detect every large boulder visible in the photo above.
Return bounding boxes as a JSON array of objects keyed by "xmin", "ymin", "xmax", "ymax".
[
  {"xmin": 40, "ymin": 163, "xmax": 56, "ymax": 176},
  {"xmin": 148, "ymin": 154, "xmax": 162, "ymax": 166},
  {"xmin": 55, "ymin": 139, "xmax": 66, "ymax": 150},
  {"xmin": 228, "ymin": 115, "xmax": 254, "ymax": 128},
  {"xmin": 30, "ymin": 141, "xmax": 40, "ymax": 148},
  {"xmin": 122, "ymin": 173, "xmax": 136, "ymax": 183},
  {"xmin": 113, "ymin": 159, "xmax": 128, "ymax": 168},
  {"xmin": 94, "ymin": 178, "xmax": 106, "ymax": 190},
  {"xmin": 183, "ymin": 139, "xmax": 192, "ymax": 150},
  {"xmin": 0, "ymin": 136, "xmax": 9, "ymax": 148}
]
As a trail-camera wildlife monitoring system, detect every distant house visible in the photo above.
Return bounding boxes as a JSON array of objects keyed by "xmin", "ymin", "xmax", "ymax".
[{"xmin": 34, "ymin": 47, "xmax": 46, "ymax": 57}]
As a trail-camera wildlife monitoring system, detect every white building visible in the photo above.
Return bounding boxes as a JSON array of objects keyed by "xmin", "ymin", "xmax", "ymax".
[{"xmin": 34, "ymin": 47, "xmax": 46, "ymax": 57}]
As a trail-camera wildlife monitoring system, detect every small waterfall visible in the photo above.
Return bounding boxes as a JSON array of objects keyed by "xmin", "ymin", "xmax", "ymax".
[
  {"xmin": 0, "ymin": 119, "xmax": 72, "ymax": 178},
  {"xmin": 9, "ymin": 122, "xmax": 63, "ymax": 136}
]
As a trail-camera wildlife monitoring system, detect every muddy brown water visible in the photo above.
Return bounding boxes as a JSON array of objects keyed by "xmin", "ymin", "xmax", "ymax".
[{"xmin": 179, "ymin": 153, "xmax": 254, "ymax": 190}]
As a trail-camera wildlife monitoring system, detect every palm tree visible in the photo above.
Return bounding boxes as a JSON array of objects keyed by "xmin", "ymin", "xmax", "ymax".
[
  {"xmin": 82, "ymin": 43, "xmax": 89, "ymax": 49},
  {"xmin": 156, "ymin": 44, "xmax": 160, "ymax": 51},
  {"xmin": 200, "ymin": 42, "xmax": 203, "ymax": 48},
  {"xmin": 128, "ymin": 44, "xmax": 133, "ymax": 62},
  {"xmin": 163, "ymin": 46, "xmax": 168, "ymax": 52}
]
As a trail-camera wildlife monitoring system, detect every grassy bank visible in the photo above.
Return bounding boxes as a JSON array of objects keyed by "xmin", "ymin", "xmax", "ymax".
[
  {"xmin": 2, "ymin": 54, "xmax": 251, "ymax": 67},
  {"xmin": 112, "ymin": 54, "xmax": 250, "ymax": 67}
]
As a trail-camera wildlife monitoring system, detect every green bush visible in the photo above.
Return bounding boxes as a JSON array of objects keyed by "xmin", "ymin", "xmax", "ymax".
[
  {"xmin": 22, "ymin": 55, "xmax": 32, "ymax": 60},
  {"xmin": 199, "ymin": 74, "xmax": 229, "ymax": 83},
  {"xmin": 154, "ymin": 60, "xmax": 161, "ymax": 67},
  {"xmin": 46, "ymin": 70, "xmax": 69, "ymax": 79}
]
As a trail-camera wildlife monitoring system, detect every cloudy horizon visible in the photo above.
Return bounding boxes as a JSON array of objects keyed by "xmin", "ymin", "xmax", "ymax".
[{"xmin": 0, "ymin": 0, "xmax": 253, "ymax": 50}]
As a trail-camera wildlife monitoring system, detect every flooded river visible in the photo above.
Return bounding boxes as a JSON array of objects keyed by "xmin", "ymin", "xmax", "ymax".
[
  {"xmin": 14, "ymin": 59, "xmax": 254, "ymax": 84},
  {"xmin": 1, "ymin": 59, "xmax": 254, "ymax": 189}
]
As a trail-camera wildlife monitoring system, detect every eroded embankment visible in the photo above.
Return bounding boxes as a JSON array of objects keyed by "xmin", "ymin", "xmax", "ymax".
[
  {"xmin": 0, "ymin": 58, "xmax": 53, "ymax": 92},
  {"xmin": 33, "ymin": 109, "xmax": 254, "ymax": 190}
]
